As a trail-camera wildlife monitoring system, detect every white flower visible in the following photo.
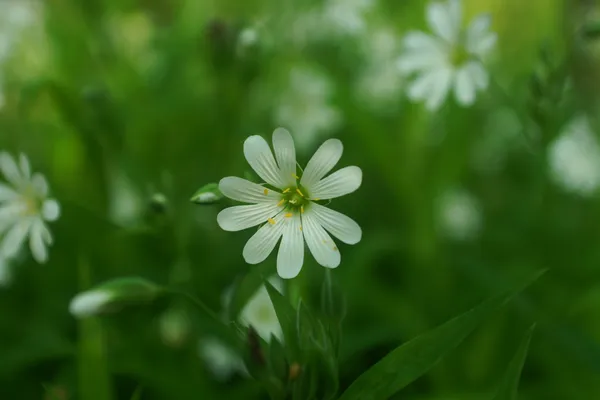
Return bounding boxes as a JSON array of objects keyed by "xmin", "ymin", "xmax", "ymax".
[
  {"xmin": 0, "ymin": 152, "xmax": 60, "ymax": 263},
  {"xmin": 217, "ymin": 128, "xmax": 362, "ymax": 279},
  {"xmin": 549, "ymin": 116, "xmax": 600, "ymax": 197},
  {"xmin": 239, "ymin": 276, "xmax": 283, "ymax": 342},
  {"xmin": 274, "ymin": 66, "xmax": 341, "ymax": 152},
  {"xmin": 397, "ymin": 0, "xmax": 497, "ymax": 110},
  {"xmin": 356, "ymin": 27, "xmax": 404, "ymax": 108},
  {"xmin": 198, "ymin": 337, "xmax": 246, "ymax": 381},
  {"xmin": 437, "ymin": 189, "xmax": 482, "ymax": 240},
  {"xmin": 69, "ymin": 290, "xmax": 112, "ymax": 317}
]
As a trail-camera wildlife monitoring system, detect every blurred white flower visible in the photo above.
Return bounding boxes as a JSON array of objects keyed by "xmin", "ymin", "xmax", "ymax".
[
  {"xmin": 549, "ymin": 116, "xmax": 600, "ymax": 197},
  {"xmin": 356, "ymin": 27, "xmax": 404, "ymax": 108},
  {"xmin": 216, "ymin": 128, "xmax": 362, "ymax": 279},
  {"xmin": 108, "ymin": 167, "xmax": 144, "ymax": 226},
  {"xmin": 437, "ymin": 189, "xmax": 482, "ymax": 240},
  {"xmin": 69, "ymin": 290, "xmax": 112, "ymax": 318},
  {"xmin": 0, "ymin": 152, "xmax": 60, "ymax": 264},
  {"xmin": 0, "ymin": 255, "xmax": 12, "ymax": 286},
  {"xmin": 198, "ymin": 337, "xmax": 246, "ymax": 381},
  {"xmin": 274, "ymin": 66, "xmax": 341, "ymax": 152},
  {"xmin": 397, "ymin": 0, "xmax": 497, "ymax": 111},
  {"xmin": 239, "ymin": 276, "xmax": 283, "ymax": 342}
]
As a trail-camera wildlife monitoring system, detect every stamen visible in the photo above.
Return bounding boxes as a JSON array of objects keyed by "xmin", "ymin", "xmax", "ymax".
[
  {"xmin": 292, "ymin": 173, "xmax": 300, "ymax": 179},
  {"xmin": 313, "ymin": 198, "xmax": 320, "ymax": 201},
  {"xmin": 268, "ymin": 218, "xmax": 276, "ymax": 225},
  {"xmin": 284, "ymin": 213, "xmax": 293, "ymax": 218},
  {"xmin": 263, "ymin": 188, "xmax": 269, "ymax": 195},
  {"xmin": 333, "ymin": 246, "xmax": 338, "ymax": 251},
  {"xmin": 299, "ymin": 225, "xmax": 303, "ymax": 231},
  {"xmin": 300, "ymin": 205, "xmax": 304, "ymax": 214},
  {"xmin": 277, "ymin": 199, "xmax": 286, "ymax": 207},
  {"xmin": 283, "ymin": 188, "xmax": 291, "ymax": 194},
  {"xmin": 296, "ymin": 188, "xmax": 304, "ymax": 197}
]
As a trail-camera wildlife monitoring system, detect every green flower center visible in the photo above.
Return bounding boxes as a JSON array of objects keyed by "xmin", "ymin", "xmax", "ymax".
[{"xmin": 449, "ymin": 45, "xmax": 471, "ymax": 67}]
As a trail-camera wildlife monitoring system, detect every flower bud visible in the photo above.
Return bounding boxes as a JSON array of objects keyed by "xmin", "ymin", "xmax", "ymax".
[
  {"xmin": 190, "ymin": 183, "xmax": 223, "ymax": 204},
  {"xmin": 69, "ymin": 277, "xmax": 163, "ymax": 318}
]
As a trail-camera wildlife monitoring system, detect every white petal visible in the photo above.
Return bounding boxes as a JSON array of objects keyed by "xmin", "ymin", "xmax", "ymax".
[
  {"xmin": 243, "ymin": 135, "xmax": 286, "ymax": 189},
  {"xmin": 466, "ymin": 14, "xmax": 497, "ymax": 56},
  {"xmin": 217, "ymin": 202, "xmax": 280, "ymax": 232},
  {"xmin": 277, "ymin": 213, "xmax": 304, "ymax": 279},
  {"xmin": 0, "ymin": 152, "xmax": 22, "ymax": 186},
  {"xmin": 1, "ymin": 218, "xmax": 32, "ymax": 258},
  {"xmin": 300, "ymin": 139, "xmax": 344, "ymax": 191},
  {"xmin": 0, "ymin": 183, "xmax": 18, "ymax": 202},
  {"xmin": 447, "ymin": 0, "xmax": 462, "ymax": 30},
  {"xmin": 310, "ymin": 203, "xmax": 362, "ymax": 244},
  {"xmin": 397, "ymin": 51, "xmax": 446, "ymax": 75},
  {"xmin": 425, "ymin": 67, "xmax": 454, "ymax": 111},
  {"xmin": 69, "ymin": 290, "xmax": 112, "ymax": 317},
  {"xmin": 454, "ymin": 66, "xmax": 476, "ymax": 106},
  {"xmin": 19, "ymin": 153, "xmax": 31, "ymax": 180},
  {"xmin": 466, "ymin": 61, "xmax": 489, "ymax": 89},
  {"xmin": 272, "ymin": 128, "xmax": 297, "ymax": 187},
  {"xmin": 243, "ymin": 213, "xmax": 286, "ymax": 264},
  {"xmin": 0, "ymin": 202, "xmax": 23, "ymax": 230},
  {"xmin": 32, "ymin": 173, "xmax": 48, "ymax": 197},
  {"xmin": 42, "ymin": 199, "xmax": 60, "ymax": 221},
  {"xmin": 403, "ymin": 31, "xmax": 445, "ymax": 52},
  {"xmin": 29, "ymin": 219, "xmax": 48, "ymax": 263},
  {"xmin": 219, "ymin": 177, "xmax": 281, "ymax": 203},
  {"xmin": 302, "ymin": 210, "xmax": 340, "ymax": 268},
  {"xmin": 310, "ymin": 166, "xmax": 362, "ymax": 200},
  {"xmin": 427, "ymin": 1, "xmax": 458, "ymax": 43},
  {"xmin": 407, "ymin": 71, "xmax": 439, "ymax": 101}
]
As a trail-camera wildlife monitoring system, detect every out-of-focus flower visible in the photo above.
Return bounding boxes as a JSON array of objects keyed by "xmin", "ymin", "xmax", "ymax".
[
  {"xmin": 356, "ymin": 27, "xmax": 404, "ymax": 109},
  {"xmin": 274, "ymin": 66, "xmax": 341, "ymax": 152},
  {"xmin": 549, "ymin": 116, "xmax": 600, "ymax": 197},
  {"xmin": 216, "ymin": 128, "xmax": 362, "ymax": 279},
  {"xmin": 0, "ymin": 153, "xmax": 60, "ymax": 264},
  {"xmin": 108, "ymin": 167, "xmax": 144, "ymax": 226},
  {"xmin": 239, "ymin": 276, "xmax": 283, "ymax": 342},
  {"xmin": 437, "ymin": 188, "xmax": 482, "ymax": 240},
  {"xmin": 397, "ymin": 0, "xmax": 497, "ymax": 110},
  {"xmin": 106, "ymin": 11, "xmax": 157, "ymax": 74},
  {"xmin": 198, "ymin": 337, "xmax": 246, "ymax": 381}
]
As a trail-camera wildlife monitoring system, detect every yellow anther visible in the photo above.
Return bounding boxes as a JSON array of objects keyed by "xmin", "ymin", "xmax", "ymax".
[
  {"xmin": 313, "ymin": 198, "xmax": 320, "ymax": 201},
  {"xmin": 284, "ymin": 213, "xmax": 293, "ymax": 218},
  {"xmin": 263, "ymin": 188, "xmax": 269, "ymax": 195},
  {"xmin": 268, "ymin": 218, "xmax": 276, "ymax": 225},
  {"xmin": 300, "ymin": 205, "xmax": 304, "ymax": 214},
  {"xmin": 277, "ymin": 199, "xmax": 286, "ymax": 207},
  {"xmin": 293, "ymin": 173, "xmax": 300, "ymax": 179},
  {"xmin": 296, "ymin": 188, "xmax": 304, "ymax": 197},
  {"xmin": 333, "ymin": 246, "xmax": 338, "ymax": 252},
  {"xmin": 299, "ymin": 225, "xmax": 303, "ymax": 231},
  {"xmin": 283, "ymin": 188, "xmax": 291, "ymax": 194}
]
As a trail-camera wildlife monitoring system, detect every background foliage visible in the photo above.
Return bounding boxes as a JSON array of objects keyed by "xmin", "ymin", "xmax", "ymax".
[{"xmin": 1, "ymin": 0, "xmax": 600, "ymax": 399}]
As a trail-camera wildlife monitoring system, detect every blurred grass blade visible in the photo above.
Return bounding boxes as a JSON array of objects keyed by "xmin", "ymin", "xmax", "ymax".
[
  {"xmin": 265, "ymin": 280, "xmax": 300, "ymax": 359},
  {"xmin": 338, "ymin": 270, "xmax": 545, "ymax": 400},
  {"xmin": 130, "ymin": 385, "xmax": 144, "ymax": 400},
  {"xmin": 492, "ymin": 324, "xmax": 536, "ymax": 400}
]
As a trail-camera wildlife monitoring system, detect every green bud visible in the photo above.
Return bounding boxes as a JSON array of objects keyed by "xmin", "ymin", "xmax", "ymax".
[
  {"xmin": 190, "ymin": 183, "xmax": 223, "ymax": 204},
  {"xmin": 69, "ymin": 277, "xmax": 163, "ymax": 318},
  {"xmin": 149, "ymin": 192, "xmax": 169, "ymax": 214}
]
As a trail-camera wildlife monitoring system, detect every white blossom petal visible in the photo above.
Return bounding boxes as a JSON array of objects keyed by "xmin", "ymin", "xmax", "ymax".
[
  {"xmin": 243, "ymin": 213, "xmax": 286, "ymax": 264},
  {"xmin": 300, "ymin": 138, "xmax": 344, "ymax": 191},
  {"xmin": 466, "ymin": 61, "xmax": 489, "ymax": 89},
  {"xmin": 272, "ymin": 128, "xmax": 297, "ymax": 187},
  {"xmin": 0, "ymin": 183, "xmax": 18, "ymax": 202},
  {"xmin": 427, "ymin": 1, "xmax": 458, "ymax": 43},
  {"xmin": 310, "ymin": 166, "xmax": 362, "ymax": 200},
  {"xmin": 1, "ymin": 218, "xmax": 32, "ymax": 258},
  {"xmin": 0, "ymin": 152, "xmax": 22, "ymax": 186},
  {"xmin": 69, "ymin": 290, "xmax": 112, "ymax": 317},
  {"xmin": 32, "ymin": 173, "xmax": 48, "ymax": 197},
  {"xmin": 454, "ymin": 66, "xmax": 476, "ymax": 106},
  {"xmin": 403, "ymin": 31, "xmax": 446, "ymax": 52},
  {"xmin": 0, "ymin": 202, "xmax": 23, "ymax": 228},
  {"xmin": 42, "ymin": 199, "xmax": 61, "ymax": 222},
  {"xmin": 277, "ymin": 213, "xmax": 304, "ymax": 279},
  {"xmin": 425, "ymin": 67, "xmax": 454, "ymax": 111},
  {"xmin": 29, "ymin": 219, "xmax": 48, "ymax": 263},
  {"xmin": 309, "ymin": 203, "xmax": 362, "ymax": 244},
  {"xmin": 466, "ymin": 14, "xmax": 496, "ymax": 56},
  {"xmin": 244, "ymin": 135, "xmax": 287, "ymax": 189},
  {"xmin": 302, "ymin": 210, "xmax": 340, "ymax": 268},
  {"xmin": 217, "ymin": 203, "xmax": 280, "ymax": 232},
  {"xmin": 397, "ymin": 51, "xmax": 446, "ymax": 75},
  {"xmin": 219, "ymin": 177, "xmax": 281, "ymax": 203},
  {"xmin": 407, "ymin": 71, "xmax": 439, "ymax": 101},
  {"xmin": 19, "ymin": 153, "xmax": 31, "ymax": 180}
]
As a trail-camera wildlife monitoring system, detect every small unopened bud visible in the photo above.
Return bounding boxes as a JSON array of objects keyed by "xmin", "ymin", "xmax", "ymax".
[
  {"xmin": 149, "ymin": 192, "xmax": 169, "ymax": 214},
  {"xmin": 69, "ymin": 277, "xmax": 163, "ymax": 318},
  {"xmin": 190, "ymin": 183, "xmax": 223, "ymax": 204},
  {"xmin": 289, "ymin": 362, "xmax": 301, "ymax": 381}
]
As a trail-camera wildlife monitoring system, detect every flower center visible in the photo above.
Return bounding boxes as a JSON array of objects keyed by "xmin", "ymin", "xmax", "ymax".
[
  {"xmin": 280, "ymin": 185, "xmax": 310, "ymax": 214},
  {"xmin": 20, "ymin": 192, "xmax": 39, "ymax": 217},
  {"xmin": 449, "ymin": 45, "xmax": 470, "ymax": 67}
]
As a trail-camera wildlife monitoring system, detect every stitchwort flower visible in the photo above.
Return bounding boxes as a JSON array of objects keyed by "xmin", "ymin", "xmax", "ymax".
[
  {"xmin": 397, "ymin": 0, "xmax": 497, "ymax": 110},
  {"xmin": 0, "ymin": 152, "xmax": 60, "ymax": 263},
  {"xmin": 217, "ymin": 128, "xmax": 362, "ymax": 279}
]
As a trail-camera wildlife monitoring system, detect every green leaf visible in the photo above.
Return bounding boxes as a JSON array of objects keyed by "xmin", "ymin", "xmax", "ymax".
[
  {"xmin": 492, "ymin": 324, "xmax": 536, "ymax": 400},
  {"xmin": 338, "ymin": 270, "xmax": 545, "ymax": 400},
  {"xmin": 264, "ymin": 281, "xmax": 299, "ymax": 359}
]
